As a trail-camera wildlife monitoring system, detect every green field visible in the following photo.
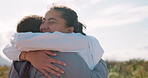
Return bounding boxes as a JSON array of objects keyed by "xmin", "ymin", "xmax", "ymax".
[
  {"xmin": 107, "ymin": 59, "xmax": 148, "ymax": 78},
  {"xmin": 0, "ymin": 59, "xmax": 148, "ymax": 78}
]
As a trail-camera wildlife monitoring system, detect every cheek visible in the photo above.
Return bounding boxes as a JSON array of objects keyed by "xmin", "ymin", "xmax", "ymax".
[
  {"xmin": 57, "ymin": 28, "xmax": 66, "ymax": 33},
  {"xmin": 49, "ymin": 26, "xmax": 58, "ymax": 32},
  {"xmin": 39, "ymin": 25, "xmax": 43, "ymax": 30},
  {"xmin": 51, "ymin": 27, "xmax": 63, "ymax": 32}
]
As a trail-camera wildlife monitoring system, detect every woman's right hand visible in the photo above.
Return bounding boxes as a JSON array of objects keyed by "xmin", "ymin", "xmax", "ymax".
[{"xmin": 20, "ymin": 50, "xmax": 66, "ymax": 78}]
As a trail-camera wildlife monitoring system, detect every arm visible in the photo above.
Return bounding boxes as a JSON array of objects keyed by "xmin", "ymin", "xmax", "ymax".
[
  {"xmin": 4, "ymin": 32, "xmax": 86, "ymax": 60},
  {"xmin": 3, "ymin": 44, "xmax": 66, "ymax": 77},
  {"xmin": 12, "ymin": 32, "xmax": 88, "ymax": 52},
  {"xmin": 8, "ymin": 32, "xmax": 89, "ymax": 77},
  {"xmin": 22, "ymin": 51, "xmax": 66, "ymax": 77}
]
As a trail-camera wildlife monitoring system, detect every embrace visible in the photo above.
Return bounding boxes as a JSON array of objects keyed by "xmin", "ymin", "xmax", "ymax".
[{"xmin": 3, "ymin": 5, "xmax": 108, "ymax": 78}]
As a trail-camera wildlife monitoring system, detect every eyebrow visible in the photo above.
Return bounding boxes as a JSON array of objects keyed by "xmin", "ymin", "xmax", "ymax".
[{"xmin": 43, "ymin": 18, "xmax": 57, "ymax": 21}]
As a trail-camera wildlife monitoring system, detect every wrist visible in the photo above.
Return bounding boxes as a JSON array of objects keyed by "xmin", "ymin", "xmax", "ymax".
[{"xmin": 19, "ymin": 51, "xmax": 28, "ymax": 61}]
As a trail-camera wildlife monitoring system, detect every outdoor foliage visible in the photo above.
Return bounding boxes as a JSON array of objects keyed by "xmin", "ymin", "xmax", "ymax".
[
  {"xmin": 0, "ymin": 65, "xmax": 10, "ymax": 78},
  {"xmin": 0, "ymin": 59, "xmax": 147, "ymax": 78},
  {"xmin": 107, "ymin": 59, "xmax": 148, "ymax": 78}
]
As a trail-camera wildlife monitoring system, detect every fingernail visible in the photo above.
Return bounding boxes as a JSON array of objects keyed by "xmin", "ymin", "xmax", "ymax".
[
  {"xmin": 53, "ymin": 53, "xmax": 57, "ymax": 56},
  {"xmin": 61, "ymin": 71, "xmax": 64, "ymax": 74},
  {"xmin": 57, "ymin": 74, "xmax": 61, "ymax": 76},
  {"xmin": 64, "ymin": 63, "xmax": 67, "ymax": 66}
]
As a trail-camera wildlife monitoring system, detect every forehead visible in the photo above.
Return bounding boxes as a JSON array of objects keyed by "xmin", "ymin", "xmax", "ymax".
[
  {"xmin": 44, "ymin": 9, "xmax": 67, "ymax": 25},
  {"xmin": 45, "ymin": 10, "xmax": 62, "ymax": 19}
]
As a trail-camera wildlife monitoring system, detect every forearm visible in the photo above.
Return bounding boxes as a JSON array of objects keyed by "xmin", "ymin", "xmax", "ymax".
[
  {"xmin": 12, "ymin": 32, "xmax": 88, "ymax": 51},
  {"xmin": 19, "ymin": 51, "xmax": 28, "ymax": 60},
  {"xmin": 3, "ymin": 44, "xmax": 43, "ymax": 61}
]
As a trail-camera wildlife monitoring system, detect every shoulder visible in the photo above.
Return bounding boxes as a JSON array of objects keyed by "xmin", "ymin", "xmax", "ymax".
[{"xmin": 86, "ymin": 35, "xmax": 98, "ymax": 41}]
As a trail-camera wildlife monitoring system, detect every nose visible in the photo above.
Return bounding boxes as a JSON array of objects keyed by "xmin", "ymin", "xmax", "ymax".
[
  {"xmin": 40, "ymin": 21, "xmax": 52, "ymax": 32},
  {"xmin": 40, "ymin": 21, "xmax": 48, "ymax": 32}
]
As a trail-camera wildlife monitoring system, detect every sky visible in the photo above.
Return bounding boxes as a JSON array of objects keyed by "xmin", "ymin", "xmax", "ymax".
[{"xmin": 0, "ymin": 0, "xmax": 148, "ymax": 63}]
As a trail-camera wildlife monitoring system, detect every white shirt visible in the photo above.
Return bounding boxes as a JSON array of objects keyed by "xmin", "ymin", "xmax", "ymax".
[{"xmin": 3, "ymin": 31, "xmax": 104, "ymax": 70}]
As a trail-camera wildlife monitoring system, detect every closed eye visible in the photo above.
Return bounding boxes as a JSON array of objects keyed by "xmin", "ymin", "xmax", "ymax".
[
  {"xmin": 49, "ymin": 21, "xmax": 55, "ymax": 23},
  {"xmin": 48, "ymin": 20, "xmax": 57, "ymax": 24}
]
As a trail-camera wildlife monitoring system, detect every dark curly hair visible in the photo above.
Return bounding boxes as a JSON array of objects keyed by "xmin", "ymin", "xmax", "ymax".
[{"xmin": 17, "ymin": 15, "xmax": 43, "ymax": 33}]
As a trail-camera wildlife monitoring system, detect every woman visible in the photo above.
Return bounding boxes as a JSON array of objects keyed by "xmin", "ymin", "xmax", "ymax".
[{"xmin": 3, "ymin": 6, "xmax": 108, "ymax": 78}]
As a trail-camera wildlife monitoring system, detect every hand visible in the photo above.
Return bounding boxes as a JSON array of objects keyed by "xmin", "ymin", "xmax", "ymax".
[{"xmin": 25, "ymin": 50, "xmax": 66, "ymax": 78}]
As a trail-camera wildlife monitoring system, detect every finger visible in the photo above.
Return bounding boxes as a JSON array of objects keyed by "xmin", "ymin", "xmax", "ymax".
[
  {"xmin": 46, "ymin": 63, "xmax": 64, "ymax": 74},
  {"xmin": 45, "ymin": 51, "xmax": 57, "ymax": 56},
  {"xmin": 50, "ymin": 58, "xmax": 66, "ymax": 66},
  {"xmin": 39, "ymin": 69, "xmax": 52, "ymax": 78},
  {"xmin": 45, "ymin": 66, "xmax": 61, "ymax": 76}
]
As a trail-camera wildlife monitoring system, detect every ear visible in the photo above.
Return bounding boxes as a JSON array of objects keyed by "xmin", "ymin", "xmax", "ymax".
[{"xmin": 67, "ymin": 27, "xmax": 74, "ymax": 33}]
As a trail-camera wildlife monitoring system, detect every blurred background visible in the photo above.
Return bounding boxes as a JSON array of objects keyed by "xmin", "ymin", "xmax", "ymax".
[{"xmin": 0, "ymin": 0, "xmax": 148, "ymax": 78}]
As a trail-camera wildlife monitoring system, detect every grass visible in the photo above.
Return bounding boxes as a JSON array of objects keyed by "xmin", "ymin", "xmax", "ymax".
[{"xmin": 0, "ymin": 59, "xmax": 147, "ymax": 78}]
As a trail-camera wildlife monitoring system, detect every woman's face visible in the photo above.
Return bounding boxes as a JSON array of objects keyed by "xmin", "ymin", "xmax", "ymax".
[{"xmin": 40, "ymin": 10, "xmax": 69, "ymax": 33}]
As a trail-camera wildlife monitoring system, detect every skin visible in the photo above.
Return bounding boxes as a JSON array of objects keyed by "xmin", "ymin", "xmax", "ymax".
[
  {"xmin": 20, "ymin": 10, "xmax": 74, "ymax": 78},
  {"xmin": 40, "ymin": 9, "xmax": 74, "ymax": 33}
]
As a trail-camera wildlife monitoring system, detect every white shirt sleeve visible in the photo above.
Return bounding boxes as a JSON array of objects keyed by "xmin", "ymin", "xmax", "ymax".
[
  {"xmin": 11, "ymin": 32, "xmax": 88, "ymax": 52},
  {"xmin": 87, "ymin": 36, "xmax": 104, "ymax": 68},
  {"xmin": 3, "ymin": 44, "xmax": 21, "ymax": 61}
]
